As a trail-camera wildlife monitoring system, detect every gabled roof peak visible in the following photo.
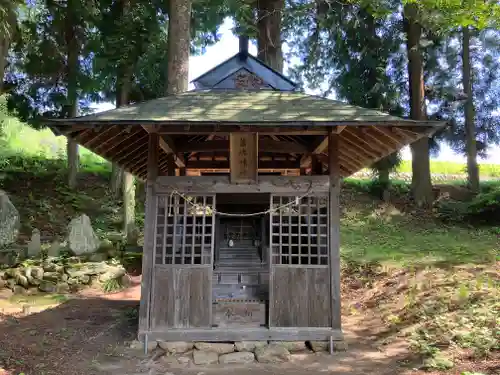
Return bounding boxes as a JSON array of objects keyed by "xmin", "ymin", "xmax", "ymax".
[{"xmin": 191, "ymin": 51, "xmax": 297, "ymax": 91}]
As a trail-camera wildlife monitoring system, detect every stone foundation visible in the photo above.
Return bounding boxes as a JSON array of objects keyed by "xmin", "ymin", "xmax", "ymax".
[{"xmin": 133, "ymin": 339, "xmax": 347, "ymax": 366}]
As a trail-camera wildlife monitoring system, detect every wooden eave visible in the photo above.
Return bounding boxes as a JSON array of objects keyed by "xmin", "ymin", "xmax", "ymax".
[{"xmin": 49, "ymin": 120, "xmax": 444, "ymax": 181}]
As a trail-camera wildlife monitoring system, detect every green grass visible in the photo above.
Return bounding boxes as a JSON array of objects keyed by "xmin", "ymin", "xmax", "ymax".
[
  {"xmin": 340, "ymin": 210, "xmax": 498, "ymax": 268},
  {"xmin": 0, "ymin": 113, "xmax": 109, "ymax": 175},
  {"xmin": 396, "ymin": 160, "xmax": 500, "ymax": 177}
]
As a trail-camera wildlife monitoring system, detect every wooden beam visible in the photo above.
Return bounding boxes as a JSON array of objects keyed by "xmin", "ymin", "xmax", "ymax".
[
  {"xmin": 92, "ymin": 126, "xmax": 132, "ymax": 154},
  {"xmin": 156, "ymin": 125, "xmax": 329, "ymax": 135},
  {"xmin": 340, "ymin": 134, "xmax": 380, "ymax": 159},
  {"xmin": 358, "ymin": 127, "xmax": 395, "ymax": 153},
  {"xmin": 113, "ymin": 139, "xmax": 148, "ymax": 164},
  {"xmin": 318, "ymin": 151, "xmax": 361, "ymax": 173},
  {"xmin": 328, "ymin": 128, "xmax": 342, "ymax": 332},
  {"xmin": 392, "ymin": 127, "xmax": 418, "ymax": 142},
  {"xmin": 187, "ymin": 159, "xmax": 299, "ymax": 170},
  {"xmin": 138, "ymin": 132, "xmax": 159, "ymax": 340},
  {"xmin": 343, "ymin": 128, "xmax": 387, "ymax": 154},
  {"xmin": 370, "ymin": 126, "xmax": 405, "ymax": 147},
  {"xmin": 300, "ymin": 136, "xmax": 329, "ymax": 167},
  {"xmin": 99, "ymin": 127, "xmax": 145, "ymax": 157},
  {"xmin": 141, "ymin": 125, "xmax": 185, "ymax": 168},
  {"xmin": 177, "ymin": 139, "xmax": 309, "ymax": 154},
  {"xmin": 155, "ymin": 176, "xmax": 330, "ymax": 194},
  {"xmin": 142, "ymin": 327, "xmax": 343, "ymax": 342}
]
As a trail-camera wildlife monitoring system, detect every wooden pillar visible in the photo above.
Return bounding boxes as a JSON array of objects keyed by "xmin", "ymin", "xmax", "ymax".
[
  {"xmin": 138, "ymin": 132, "xmax": 159, "ymax": 339},
  {"xmin": 311, "ymin": 154, "xmax": 323, "ymax": 175},
  {"xmin": 167, "ymin": 153, "xmax": 176, "ymax": 176},
  {"xmin": 328, "ymin": 129, "xmax": 342, "ymax": 331}
]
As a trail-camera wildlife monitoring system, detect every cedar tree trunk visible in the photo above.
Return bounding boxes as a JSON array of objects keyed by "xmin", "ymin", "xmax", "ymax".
[
  {"xmin": 462, "ymin": 26, "xmax": 480, "ymax": 193},
  {"xmin": 166, "ymin": 0, "xmax": 191, "ymax": 95},
  {"xmin": 65, "ymin": 0, "xmax": 79, "ymax": 189},
  {"xmin": 256, "ymin": 0, "xmax": 284, "ymax": 73},
  {"xmin": 404, "ymin": 4, "xmax": 433, "ymax": 207}
]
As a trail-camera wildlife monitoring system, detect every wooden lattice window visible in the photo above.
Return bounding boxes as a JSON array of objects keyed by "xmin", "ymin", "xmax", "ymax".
[
  {"xmin": 270, "ymin": 195, "xmax": 329, "ymax": 266},
  {"xmin": 155, "ymin": 195, "xmax": 215, "ymax": 265}
]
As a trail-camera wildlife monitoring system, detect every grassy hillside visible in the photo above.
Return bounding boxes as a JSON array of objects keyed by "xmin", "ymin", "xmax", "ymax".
[{"xmin": 0, "ymin": 115, "xmax": 110, "ymax": 175}]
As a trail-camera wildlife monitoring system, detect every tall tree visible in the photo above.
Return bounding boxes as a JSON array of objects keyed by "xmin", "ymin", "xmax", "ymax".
[
  {"xmin": 461, "ymin": 26, "xmax": 479, "ymax": 192},
  {"xmin": 403, "ymin": 3, "xmax": 433, "ymax": 207},
  {"xmin": 404, "ymin": 0, "xmax": 500, "ymax": 194},
  {"xmin": 285, "ymin": 1, "xmax": 406, "ymax": 192},
  {"xmin": 425, "ymin": 29, "xmax": 500, "ymax": 185},
  {"xmin": 0, "ymin": 0, "xmax": 22, "ymax": 93},
  {"xmin": 5, "ymin": 0, "xmax": 99, "ymax": 184},
  {"xmin": 256, "ymin": 0, "xmax": 284, "ymax": 72},
  {"xmin": 166, "ymin": 0, "xmax": 192, "ymax": 95},
  {"xmin": 65, "ymin": 0, "xmax": 80, "ymax": 189}
]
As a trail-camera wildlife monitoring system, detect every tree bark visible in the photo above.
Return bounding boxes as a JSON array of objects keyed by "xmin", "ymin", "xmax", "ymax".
[
  {"xmin": 404, "ymin": 4, "xmax": 433, "ymax": 207},
  {"xmin": 65, "ymin": 0, "xmax": 79, "ymax": 189},
  {"xmin": 378, "ymin": 167, "xmax": 391, "ymax": 201},
  {"xmin": 110, "ymin": 164, "xmax": 123, "ymax": 196},
  {"xmin": 67, "ymin": 140, "xmax": 79, "ymax": 188},
  {"xmin": 462, "ymin": 26, "xmax": 479, "ymax": 193},
  {"xmin": 166, "ymin": 0, "xmax": 191, "ymax": 95},
  {"xmin": 111, "ymin": 55, "xmax": 132, "ymax": 197},
  {"xmin": 123, "ymin": 172, "xmax": 137, "ymax": 245},
  {"xmin": 117, "ymin": 69, "xmax": 136, "ymax": 244},
  {"xmin": 0, "ymin": 35, "xmax": 9, "ymax": 94},
  {"xmin": 256, "ymin": 0, "xmax": 284, "ymax": 73}
]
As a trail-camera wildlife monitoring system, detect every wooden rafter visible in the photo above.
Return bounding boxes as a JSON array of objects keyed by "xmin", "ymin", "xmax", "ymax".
[
  {"xmin": 370, "ymin": 126, "xmax": 405, "ymax": 147},
  {"xmin": 141, "ymin": 125, "xmax": 186, "ymax": 168}
]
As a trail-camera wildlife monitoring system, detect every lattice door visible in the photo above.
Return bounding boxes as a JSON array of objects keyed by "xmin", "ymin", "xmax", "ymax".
[
  {"xmin": 150, "ymin": 194, "xmax": 215, "ymax": 329},
  {"xmin": 155, "ymin": 194, "xmax": 215, "ymax": 266},
  {"xmin": 269, "ymin": 194, "xmax": 332, "ymax": 327}
]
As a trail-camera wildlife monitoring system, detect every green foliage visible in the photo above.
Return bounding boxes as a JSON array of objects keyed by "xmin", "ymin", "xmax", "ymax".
[
  {"xmin": 123, "ymin": 306, "xmax": 139, "ymax": 321},
  {"xmin": 0, "ymin": 115, "xmax": 109, "ymax": 174},
  {"xmin": 421, "ymin": 351, "xmax": 454, "ymax": 370},
  {"xmin": 408, "ymin": 275, "xmax": 499, "ymax": 362},
  {"xmin": 101, "ymin": 276, "xmax": 124, "ymax": 293},
  {"xmin": 0, "ymin": 0, "xmax": 21, "ymax": 38},
  {"xmin": 344, "ymin": 178, "xmax": 411, "ymax": 198},
  {"xmin": 437, "ymin": 184, "xmax": 500, "ymax": 223},
  {"xmin": 403, "ymin": 0, "xmax": 500, "ymax": 29},
  {"xmin": 6, "ymin": 0, "xmax": 100, "ymax": 125},
  {"xmin": 396, "ymin": 160, "xmax": 500, "ymax": 178}
]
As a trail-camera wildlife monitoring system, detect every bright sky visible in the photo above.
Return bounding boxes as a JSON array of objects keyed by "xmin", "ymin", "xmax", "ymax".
[{"xmin": 94, "ymin": 18, "xmax": 500, "ymax": 164}]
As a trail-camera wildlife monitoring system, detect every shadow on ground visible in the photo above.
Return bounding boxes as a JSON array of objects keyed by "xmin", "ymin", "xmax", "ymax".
[
  {"xmin": 0, "ymin": 295, "xmax": 422, "ymax": 375},
  {"xmin": 0, "ymin": 298, "xmax": 139, "ymax": 375}
]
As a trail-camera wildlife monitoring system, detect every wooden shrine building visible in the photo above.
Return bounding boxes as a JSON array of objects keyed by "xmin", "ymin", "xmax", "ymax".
[{"xmin": 49, "ymin": 39, "xmax": 443, "ymax": 344}]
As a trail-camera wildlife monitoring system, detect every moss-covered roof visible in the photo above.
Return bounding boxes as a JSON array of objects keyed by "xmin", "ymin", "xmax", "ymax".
[{"xmin": 51, "ymin": 90, "xmax": 434, "ymax": 126}]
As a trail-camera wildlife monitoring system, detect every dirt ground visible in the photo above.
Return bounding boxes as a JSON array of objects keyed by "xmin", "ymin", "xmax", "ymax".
[{"xmin": 0, "ymin": 277, "xmax": 495, "ymax": 375}]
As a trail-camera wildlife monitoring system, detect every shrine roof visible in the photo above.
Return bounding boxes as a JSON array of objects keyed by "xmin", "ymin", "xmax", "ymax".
[{"xmin": 48, "ymin": 90, "xmax": 440, "ymax": 127}]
